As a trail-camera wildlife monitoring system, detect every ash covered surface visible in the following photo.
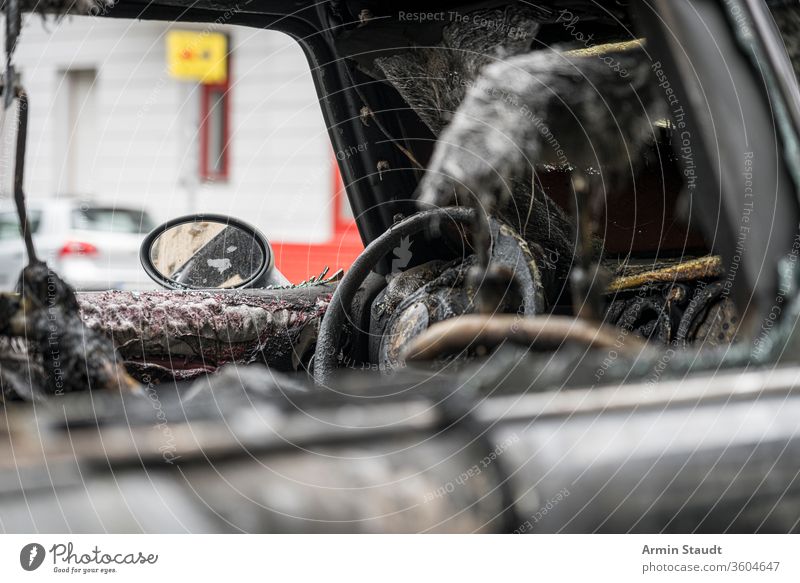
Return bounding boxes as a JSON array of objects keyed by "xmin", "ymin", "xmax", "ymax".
[
  {"xmin": 78, "ymin": 285, "xmax": 334, "ymax": 380},
  {"xmin": 0, "ymin": 264, "xmax": 139, "ymax": 397}
]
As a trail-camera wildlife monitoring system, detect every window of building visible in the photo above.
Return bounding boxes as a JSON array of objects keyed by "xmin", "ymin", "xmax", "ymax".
[
  {"xmin": 200, "ymin": 80, "xmax": 230, "ymax": 181},
  {"xmin": 60, "ymin": 68, "xmax": 97, "ymax": 195}
]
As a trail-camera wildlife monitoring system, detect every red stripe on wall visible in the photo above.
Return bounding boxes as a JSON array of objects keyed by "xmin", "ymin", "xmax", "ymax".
[{"xmin": 271, "ymin": 159, "xmax": 363, "ymax": 283}]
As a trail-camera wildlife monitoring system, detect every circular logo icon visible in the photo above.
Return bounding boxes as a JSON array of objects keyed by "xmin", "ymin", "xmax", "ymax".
[{"xmin": 20, "ymin": 543, "xmax": 45, "ymax": 571}]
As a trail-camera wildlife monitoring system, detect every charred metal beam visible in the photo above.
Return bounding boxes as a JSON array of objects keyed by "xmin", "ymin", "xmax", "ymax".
[{"xmin": 634, "ymin": 0, "xmax": 800, "ymax": 333}]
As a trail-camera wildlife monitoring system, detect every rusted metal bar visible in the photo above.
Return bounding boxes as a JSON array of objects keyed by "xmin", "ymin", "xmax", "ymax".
[
  {"xmin": 606, "ymin": 256, "xmax": 722, "ymax": 293},
  {"xmin": 402, "ymin": 313, "xmax": 646, "ymax": 362}
]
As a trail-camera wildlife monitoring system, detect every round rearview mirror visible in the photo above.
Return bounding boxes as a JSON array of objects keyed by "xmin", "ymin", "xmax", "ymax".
[{"xmin": 140, "ymin": 214, "xmax": 284, "ymax": 290}]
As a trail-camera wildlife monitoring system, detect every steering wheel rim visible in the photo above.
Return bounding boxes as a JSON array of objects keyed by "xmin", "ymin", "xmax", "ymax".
[
  {"xmin": 313, "ymin": 205, "xmax": 547, "ymax": 385},
  {"xmin": 313, "ymin": 207, "xmax": 475, "ymax": 385}
]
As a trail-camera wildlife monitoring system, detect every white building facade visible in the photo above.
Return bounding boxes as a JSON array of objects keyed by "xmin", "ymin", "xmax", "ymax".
[{"xmin": 1, "ymin": 14, "xmax": 341, "ymax": 251}]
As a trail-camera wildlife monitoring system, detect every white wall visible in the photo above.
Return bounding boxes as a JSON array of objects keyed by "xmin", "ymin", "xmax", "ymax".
[{"xmin": 0, "ymin": 15, "xmax": 333, "ymax": 243}]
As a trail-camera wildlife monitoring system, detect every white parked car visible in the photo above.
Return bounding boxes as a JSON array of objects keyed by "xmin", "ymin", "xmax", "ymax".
[{"xmin": 0, "ymin": 199, "xmax": 156, "ymax": 291}]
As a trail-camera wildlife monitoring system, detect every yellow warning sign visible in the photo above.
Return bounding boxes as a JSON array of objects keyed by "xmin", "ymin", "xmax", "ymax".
[{"xmin": 166, "ymin": 30, "xmax": 227, "ymax": 84}]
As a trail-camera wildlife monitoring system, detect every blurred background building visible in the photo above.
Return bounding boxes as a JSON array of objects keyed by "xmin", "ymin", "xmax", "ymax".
[{"xmin": 0, "ymin": 15, "xmax": 361, "ymax": 285}]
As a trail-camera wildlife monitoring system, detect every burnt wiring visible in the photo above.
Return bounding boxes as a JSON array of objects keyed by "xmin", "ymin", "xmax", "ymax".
[
  {"xmin": 322, "ymin": 6, "xmax": 425, "ymax": 172},
  {"xmin": 358, "ymin": 103, "xmax": 424, "ymax": 170}
]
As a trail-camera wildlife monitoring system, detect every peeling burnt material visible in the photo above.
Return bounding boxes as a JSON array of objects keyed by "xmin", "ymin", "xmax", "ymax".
[
  {"xmin": 0, "ymin": 338, "xmax": 46, "ymax": 402},
  {"xmin": 0, "ymin": 264, "xmax": 138, "ymax": 396},
  {"xmin": 374, "ymin": 218, "xmax": 546, "ymax": 369},
  {"xmin": 369, "ymin": 260, "xmax": 447, "ymax": 363},
  {"xmin": 368, "ymin": 5, "xmax": 576, "ymax": 287},
  {"xmin": 77, "ymin": 285, "xmax": 334, "ymax": 380},
  {"xmin": 378, "ymin": 258, "xmax": 475, "ymax": 369},
  {"xmin": 372, "ymin": 5, "xmax": 547, "ymax": 136},
  {"xmin": 417, "ymin": 45, "xmax": 663, "ymax": 217},
  {"xmin": 605, "ymin": 275, "xmax": 739, "ymax": 349}
]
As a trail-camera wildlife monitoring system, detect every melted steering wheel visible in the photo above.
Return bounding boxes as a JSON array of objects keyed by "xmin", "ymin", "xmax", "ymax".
[{"xmin": 313, "ymin": 206, "xmax": 544, "ymax": 385}]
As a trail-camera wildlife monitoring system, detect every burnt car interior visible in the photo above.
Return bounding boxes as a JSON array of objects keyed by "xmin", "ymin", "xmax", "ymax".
[{"xmin": 1, "ymin": 0, "xmax": 800, "ymax": 533}]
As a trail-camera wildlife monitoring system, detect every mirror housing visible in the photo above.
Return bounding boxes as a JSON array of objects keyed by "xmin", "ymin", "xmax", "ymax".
[{"xmin": 139, "ymin": 214, "xmax": 288, "ymax": 290}]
